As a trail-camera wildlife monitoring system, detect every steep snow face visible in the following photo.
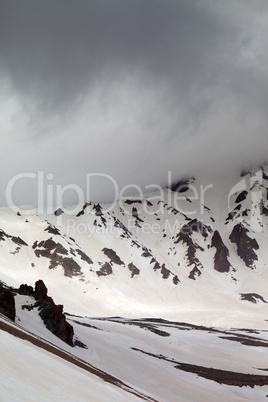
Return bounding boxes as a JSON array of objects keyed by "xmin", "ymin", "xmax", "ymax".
[{"xmin": 0, "ymin": 165, "xmax": 268, "ymax": 328}]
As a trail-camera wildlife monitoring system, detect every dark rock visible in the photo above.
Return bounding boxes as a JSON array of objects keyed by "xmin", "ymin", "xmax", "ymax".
[
  {"xmin": 45, "ymin": 225, "xmax": 61, "ymax": 235},
  {"xmin": 226, "ymin": 211, "xmax": 236, "ymax": 223},
  {"xmin": 141, "ymin": 246, "xmax": 153, "ymax": 258},
  {"xmin": 234, "ymin": 204, "xmax": 241, "ymax": 211},
  {"xmin": 229, "ymin": 224, "xmax": 259, "ymax": 268},
  {"xmin": 128, "ymin": 263, "xmax": 140, "ymax": 278},
  {"xmin": 177, "ymin": 219, "xmax": 212, "ymax": 238},
  {"xmin": 62, "ymin": 258, "xmax": 81, "ymax": 277},
  {"xmin": 153, "ymin": 262, "xmax": 161, "ymax": 270},
  {"xmin": 34, "ymin": 280, "xmax": 73, "ymax": 346},
  {"xmin": 96, "ymin": 262, "xmax": 113, "ymax": 277},
  {"xmin": 113, "ymin": 218, "xmax": 132, "ymax": 238},
  {"xmin": 76, "ymin": 210, "xmax": 84, "ymax": 217},
  {"xmin": 262, "ymin": 170, "xmax": 268, "ymax": 181},
  {"xmin": 125, "ymin": 199, "xmax": 142, "ymax": 204},
  {"xmin": 76, "ymin": 202, "xmax": 91, "ymax": 217},
  {"xmin": 211, "ymin": 231, "xmax": 231, "ymax": 273},
  {"xmin": 34, "ymin": 280, "xmax": 52, "ymax": 302},
  {"xmin": 75, "ymin": 249, "xmax": 93, "ymax": 265},
  {"xmin": 12, "ymin": 236, "xmax": 28, "ymax": 246},
  {"xmin": 0, "ymin": 229, "xmax": 7, "ymax": 241},
  {"xmin": 93, "ymin": 204, "xmax": 103, "ymax": 216},
  {"xmin": 260, "ymin": 200, "xmax": 268, "ymax": 216},
  {"xmin": 18, "ymin": 284, "xmax": 34, "ymax": 296},
  {"xmin": 161, "ymin": 264, "xmax": 171, "ymax": 279},
  {"xmin": 54, "ymin": 208, "xmax": 64, "ymax": 216},
  {"xmin": 132, "ymin": 207, "xmax": 144, "ymax": 223},
  {"xmin": 235, "ymin": 191, "xmax": 248, "ymax": 203},
  {"xmin": 22, "ymin": 304, "xmax": 34, "ymax": 311},
  {"xmin": 0, "ymin": 285, "xmax": 15, "ymax": 321},
  {"xmin": 240, "ymin": 293, "xmax": 267, "ymax": 304},
  {"xmin": 102, "ymin": 248, "xmax": 124, "ymax": 265},
  {"xmin": 175, "ymin": 227, "xmax": 204, "ymax": 278},
  {"xmin": 39, "ymin": 303, "xmax": 73, "ymax": 346},
  {"xmin": 33, "ymin": 238, "xmax": 82, "ymax": 277},
  {"xmin": 74, "ymin": 339, "xmax": 88, "ymax": 348},
  {"xmin": 0, "ymin": 229, "xmax": 28, "ymax": 247},
  {"xmin": 188, "ymin": 266, "xmax": 201, "ymax": 280},
  {"xmin": 173, "ymin": 275, "xmax": 179, "ymax": 285}
]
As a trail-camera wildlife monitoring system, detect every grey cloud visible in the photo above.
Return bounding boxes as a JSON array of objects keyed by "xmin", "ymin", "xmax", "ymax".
[
  {"xmin": 1, "ymin": 0, "xmax": 268, "ymax": 207},
  {"xmin": 0, "ymin": 0, "xmax": 242, "ymax": 109}
]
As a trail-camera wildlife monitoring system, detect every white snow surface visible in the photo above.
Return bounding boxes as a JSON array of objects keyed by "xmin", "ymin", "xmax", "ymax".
[{"xmin": 0, "ymin": 320, "xmax": 140, "ymax": 402}]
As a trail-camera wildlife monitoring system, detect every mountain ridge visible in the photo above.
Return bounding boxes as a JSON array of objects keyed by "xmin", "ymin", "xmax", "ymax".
[{"xmin": 0, "ymin": 165, "xmax": 268, "ymax": 328}]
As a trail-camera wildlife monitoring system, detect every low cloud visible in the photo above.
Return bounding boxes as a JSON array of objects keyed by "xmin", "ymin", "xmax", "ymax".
[{"xmin": 1, "ymin": 0, "xmax": 268, "ymax": 208}]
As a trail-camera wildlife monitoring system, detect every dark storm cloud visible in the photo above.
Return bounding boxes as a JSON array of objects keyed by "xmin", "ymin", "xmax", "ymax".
[
  {"xmin": 0, "ymin": 0, "xmax": 230, "ymax": 108},
  {"xmin": 1, "ymin": 0, "xmax": 268, "ymax": 207}
]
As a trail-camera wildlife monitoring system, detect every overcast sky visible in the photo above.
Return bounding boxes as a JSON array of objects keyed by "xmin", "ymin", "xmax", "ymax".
[{"xmin": 1, "ymin": 0, "xmax": 268, "ymax": 208}]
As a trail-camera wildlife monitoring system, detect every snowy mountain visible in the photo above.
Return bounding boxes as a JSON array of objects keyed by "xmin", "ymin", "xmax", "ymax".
[{"xmin": 1, "ymin": 165, "xmax": 268, "ymax": 401}]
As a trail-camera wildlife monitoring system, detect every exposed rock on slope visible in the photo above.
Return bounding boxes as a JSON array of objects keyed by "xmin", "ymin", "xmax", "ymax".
[
  {"xmin": 240, "ymin": 293, "xmax": 267, "ymax": 304},
  {"xmin": 34, "ymin": 280, "xmax": 74, "ymax": 346},
  {"xmin": 0, "ymin": 284, "xmax": 15, "ymax": 321},
  {"xmin": 102, "ymin": 248, "xmax": 124, "ymax": 265},
  {"xmin": 211, "ymin": 231, "xmax": 231, "ymax": 273},
  {"xmin": 229, "ymin": 224, "xmax": 259, "ymax": 268},
  {"xmin": 33, "ymin": 238, "xmax": 82, "ymax": 277}
]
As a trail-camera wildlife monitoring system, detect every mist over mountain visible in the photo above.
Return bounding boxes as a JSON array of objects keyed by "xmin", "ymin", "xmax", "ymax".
[
  {"xmin": 1, "ymin": 1, "xmax": 268, "ymax": 400},
  {"xmin": 1, "ymin": 0, "xmax": 268, "ymax": 207}
]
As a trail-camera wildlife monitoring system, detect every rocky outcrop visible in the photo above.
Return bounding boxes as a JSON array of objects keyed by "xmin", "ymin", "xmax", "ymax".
[
  {"xmin": 211, "ymin": 231, "xmax": 231, "ymax": 273},
  {"xmin": 229, "ymin": 224, "xmax": 259, "ymax": 268},
  {"xmin": 235, "ymin": 191, "xmax": 248, "ymax": 203},
  {"xmin": 45, "ymin": 225, "xmax": 61, "ymax": 235},
  {"xmin": 176, "ymin": 219, "xmax": 212, "ymax": 239},
  {"xmin": 33, "ymin": 238, "xmax": 82, "ymax": 277},
  {"xmin": 96, "ymin": 262, "xmax": 113, "ymax": 277},
  {"xmin": 54, "ymin": 208, "xmax": 64, "ymax": 216},
  {"xmin": 39, "ymin": 302, "xmax": 74, "ymax": 346},
  {"xmin": 62, "ymin": 258, "xmax": 82, "ymax": 278},
  {"xmin": 0, "ymin": 284, "xmax": 16, "ymax": 321},
  {"xmin": 102, "ymin": 248, "xmax": 124, "ymax": 265},
  {"xmin": 18, "ymin": 284, "xmax": 34, "ymax": 296},
  {"xmin": 93, "ymin": 204, "xmax": 103, "ymax": 216},
  {"xmin": 34, "ymin": 280, "xmax": 74, "ymax": 346},
  {"xmin": 75, "ymin": 249, "xmax": 93, "ymax": 265},
  {"xmin": 34, "ymin": 279, "xmax": 52, "ymax": 302},
  {"xmin": 173, "ymin": 275, "xmax": 179, "ymax": 285},
  {"xmin": 175, "ymin": 223, "xmax": 204, "ymax": 280},
  {"xmin": 0, "ymin": 229, "xmax": 28, "ymax": 247},
  {"xmin": 128, "ymin": 263, "xmax": 140, "ymax": 278},
  {"xmin": 240, "ymin": 293, "xmax": 267, "ymax": 304},
  {"xmin": 125, "ymin": 199, "xmax": 142, "ymax": 205},
  {"xmin": 188, "ymin": 266, "xmax": 201, "ymax": 280},
  {"xmin": 161, "ymin": 264, "xmax": 171, "ymax": 279}
]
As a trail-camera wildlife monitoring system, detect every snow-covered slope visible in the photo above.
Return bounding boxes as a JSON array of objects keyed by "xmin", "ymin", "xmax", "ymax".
[
  {"xmin": 0, "ymin": 165, "xmax": 268, "ymax": 328},
  {"xmin": 1, "ymin": 164, "xmax": 268, "ymax": 401},
  {"xmin": 1, "ymin": 310, "xmax": 268, "ymax": 402}
]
